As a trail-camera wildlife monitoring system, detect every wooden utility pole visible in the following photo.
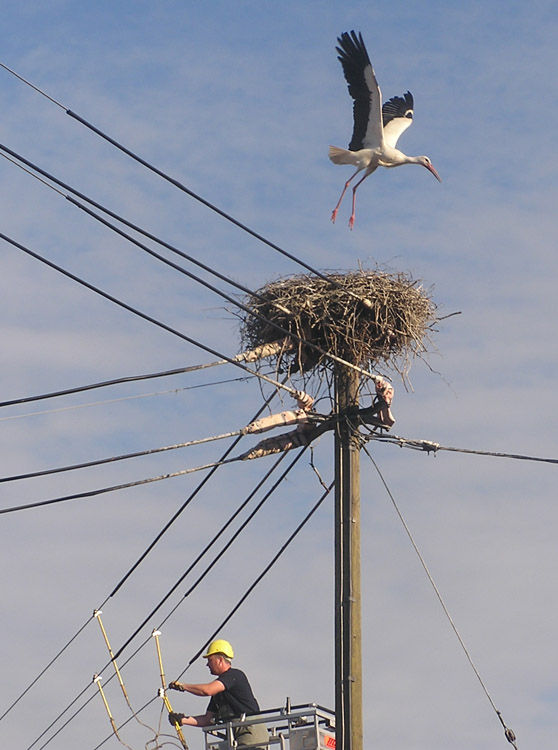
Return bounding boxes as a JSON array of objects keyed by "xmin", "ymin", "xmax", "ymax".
[{"xmin": 334, "ymin": 366, "xmax": 363, "ymax": 750}]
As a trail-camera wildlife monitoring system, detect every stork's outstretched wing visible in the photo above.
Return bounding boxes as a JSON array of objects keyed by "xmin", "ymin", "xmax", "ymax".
[
  {"xmin": 382, "ymin": 92, "xmax": 414, "ymax": 148},
  {"xmin": 336, "ymin": 30, "xmax": 383, "ymax": 151}
]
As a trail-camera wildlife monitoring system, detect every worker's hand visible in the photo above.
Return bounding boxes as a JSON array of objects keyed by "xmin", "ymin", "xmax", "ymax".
[
  {"xmin": 168, "ymin": 711, "xmax": 186, "ymax": 727},
  {"xmin": 168, "ymin": 681, "xmax": 185, "ymax": 692}
]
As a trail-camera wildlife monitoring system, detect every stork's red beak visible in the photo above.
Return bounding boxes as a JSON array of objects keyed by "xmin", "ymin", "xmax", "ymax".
[{"xmin": 426, "ymin": 163, "xmax": 442, "ymax": 182}]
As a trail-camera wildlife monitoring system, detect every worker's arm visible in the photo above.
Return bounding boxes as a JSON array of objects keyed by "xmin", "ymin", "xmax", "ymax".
[
  {"xmin": 169, "ymin": 679, "xmax": 226, "ymax": 697},
  {"xmin": 179, "ymin": 710, "xmax": 216, "ymax": 727}
]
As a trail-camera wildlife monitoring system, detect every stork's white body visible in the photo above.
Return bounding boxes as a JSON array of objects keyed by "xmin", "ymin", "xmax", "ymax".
[{"xmin": 330, "ymin": 31, "xmax": 441, "ymax": 228}]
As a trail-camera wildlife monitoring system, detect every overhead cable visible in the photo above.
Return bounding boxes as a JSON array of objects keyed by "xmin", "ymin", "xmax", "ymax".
[
  {"xmin": 0, "ymin": 377, "xmax": 250, "ymax": 424},
  {"xmin": 90, "ymin": 697, "xmax": 158, "ymax": 750},
  {"xmin": 0, "ymin": 427, "xmax": 246, "ymax": 484},
  {"xmin": 0, "ymin": 458, "xmax": 243, "ymax": 515},
  {"xmin": 91, "ymin": 479, "xmax": 334, "ymax": 750},
  {"xmin": 0, "ymin": 65, "xmax": 375, "ymax": 310},
  {"xmin": 0, "ymin": 386, "xmax": 326, "ymax": 485},
  {"xmin": 27, "ymin": 448, "xmax": 316, "ymax": 750},
  {"xmin": 1, "ymin": 149, "xmax": 382, "ymax": 387},
  {"xmin": 0, "ymin": 361, "xmax": 239, "ymax": 409},
  {"xmin": 365, "ymin": 432, "xmax": 558, "ymax": 465},
  {"xmin": 113, "ymin": 449, "xmax": 303, "ymax": 661},
  {"xmin": 0, "ymin": 230, "xmax": 304, "ymax": 400},
  {"xmin": 103, "ymin": 385, "xmax": 284, "ymax": 601},
  {"xmin": 0, "ymin": 390, "xmax": 327, "ymax": 512},
  {"xmin": 4, "ymin": 390, "xmax": 282, "ymax": 728},
  {"xmin": 36, "ymin": 694, "xmax": 158, "ymax": 750},
  {"xmin": 181, "ymin": 478, "xmax": 334, "ymax": 673},
  {"xmin": 0, "ymin": 340, "xmax": 283, "ymax": 411},
  {"xmin": 0, "ymin": 616, "xmax": 93, "ymax": 724},
  {"xmin": 0, "ymin": 145, "xmax": 293, "ymax": 317}
]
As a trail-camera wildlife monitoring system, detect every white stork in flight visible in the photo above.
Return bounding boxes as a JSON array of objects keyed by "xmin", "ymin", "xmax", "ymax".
[{"xmin": 330, "ymin": 30, "xmax": 441, "ymax": 229}]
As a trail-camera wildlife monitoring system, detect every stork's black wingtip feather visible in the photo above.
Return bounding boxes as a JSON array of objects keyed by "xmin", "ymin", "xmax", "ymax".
[{"xmin": 335, "ymin": 29, "xmax": 371, "ymax": 68}]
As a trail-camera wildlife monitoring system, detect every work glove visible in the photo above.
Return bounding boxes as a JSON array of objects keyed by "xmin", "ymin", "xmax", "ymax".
[
  {"xmin": 168, "ymin": 681, "xmax": 185, "ymax": 692},
  {"xmin": 168, "ymin": 711, "xmax": 186, "ymax": 727}
]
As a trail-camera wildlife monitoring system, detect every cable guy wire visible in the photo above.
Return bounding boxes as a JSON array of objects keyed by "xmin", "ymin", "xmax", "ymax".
[{"xmin": 362, "ymin": 445, "xmax": 520, "ymax": 750}]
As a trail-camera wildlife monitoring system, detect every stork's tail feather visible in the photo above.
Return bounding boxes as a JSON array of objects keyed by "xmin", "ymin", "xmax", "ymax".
[{"xmin": 328, "ymin": 145, "xmax": 358, "ymax": 165}]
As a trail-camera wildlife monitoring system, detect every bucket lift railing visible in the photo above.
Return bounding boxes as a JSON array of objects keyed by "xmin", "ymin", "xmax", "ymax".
[{"xmin": 202, "ymin": 700, "xmax": 335, "ymax": 750}]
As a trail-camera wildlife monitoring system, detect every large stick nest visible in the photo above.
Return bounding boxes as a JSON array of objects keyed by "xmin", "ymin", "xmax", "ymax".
[{"xmin": 239, "ymin": 269, "xmax": 437, "ymax": 383}]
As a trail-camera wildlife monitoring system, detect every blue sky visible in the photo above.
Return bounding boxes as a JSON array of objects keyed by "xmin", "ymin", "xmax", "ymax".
[{"xmin": 0, "ymin": 1, "xmax": 557, "ymax": 749}]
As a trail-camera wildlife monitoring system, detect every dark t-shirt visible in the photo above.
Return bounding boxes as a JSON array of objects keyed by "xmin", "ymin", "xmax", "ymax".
[{"xmin": 207, "ymin": 668, "xmax": 260, "ymax": 722}]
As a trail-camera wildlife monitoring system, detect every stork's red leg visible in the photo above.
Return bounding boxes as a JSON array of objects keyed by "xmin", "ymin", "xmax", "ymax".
[
  {"xmin": 349, "ymin": 171, "xmax": 371, "ymax": 230},
  {"xmin": 331, "ymin": 168, "xmax": 361, "ymax": 223}
]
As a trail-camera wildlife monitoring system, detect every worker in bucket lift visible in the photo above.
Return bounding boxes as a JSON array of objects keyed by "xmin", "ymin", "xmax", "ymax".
[{"xmin": 168, "ymin": 639, "xmax": 269, "ymax": 748}]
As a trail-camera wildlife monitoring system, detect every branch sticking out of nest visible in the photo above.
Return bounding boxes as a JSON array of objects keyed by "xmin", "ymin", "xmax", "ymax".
[{"xmin": 239, "ymin": 269, "xmax": 437, "ymax": 383}]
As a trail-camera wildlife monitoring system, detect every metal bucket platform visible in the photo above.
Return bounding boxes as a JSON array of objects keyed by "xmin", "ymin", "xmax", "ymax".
[{"xmin": 202, "ymin": 701, "xmax": 335, "ymax": 750}]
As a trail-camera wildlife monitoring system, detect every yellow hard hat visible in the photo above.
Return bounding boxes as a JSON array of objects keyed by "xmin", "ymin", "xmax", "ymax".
[{"xmin": 203, "ymin": 639, "xmax": 234, "ymax": 660}]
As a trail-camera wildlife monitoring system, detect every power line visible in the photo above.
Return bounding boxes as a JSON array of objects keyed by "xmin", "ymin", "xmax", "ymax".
[
  {"xmin": 2, "ymin": 226, "xmax": 383, "ymax": 403},
  {"xmin": 0, "ymin": 230, "xmax": 303, "ymax": 400},
  {"xmin": 0, "ymin": 360, "xmax": 236, "ymax": 409},
  {"xmin": 103, "ymin": 386, "xmax": 284, "ymax": 601},
  {"xmin": 90, "ymin": 697, "xmax": 159, "ymax": 750},
  {"xmin": 0, "ymin": 62, "xmax": 348, "ymax": 745},
  {"xmin": 0, "ymin": 392, "xmax": 329, "ymax": 511},
  {"xmin": 90, "ymin": 478, "xmax": 334, "ymax": 750},
  {"xmin": 0, "ymin": 616, "xmax": 93, "ymax": 724},
  {"xmin": 0, "ymin": 377, "xmax": 250, "ymax": 424},
  {"xmin": 0, "ymin": 144, "xmax": 293, "ymax": 318},
  {"xmin": 113, "ymin": 448, "xmax": 305, "ymax": 661},
  {"xmin": 0, "ymin": 381, "xmax": 330, "ymax": 485},
  {"xmin": 0, "ymin": 425, "xmax": 247, "ymax": 484},
  {"xmin": 8, "ymin": 442, "xmax": 336, "ymax": 745},
  {"xmin": 2, "ymin": 390, "xmax": 282, "ymax": 725},
  {"xmin": 26, "ymin": 448, "xmax": 315, "ymax": 750},
  {"xmin": 1, "ymin": 146, "xmax": 383, "ymax": 388},
  {"xmin": 0, "ymin": 456, "xmax": 244, "ymax": 515},
  {"xmin": 365, "ymin": 432, "xmax": 558, "ymax": 465},
  {"xmin": 181, "ymin": 477, "xmax": 334, "ymax": 672},
  {"xmin": 0, "ymin": 64, "xmax": 376, "ymax": 312}
]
